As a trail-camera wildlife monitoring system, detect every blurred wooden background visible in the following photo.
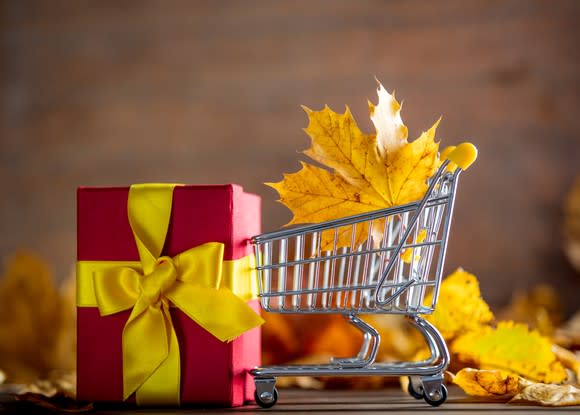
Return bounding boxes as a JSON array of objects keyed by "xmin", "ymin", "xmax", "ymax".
[{"xmin": 1, "ymin": 0, "xmax": 579, "ymax": 313}]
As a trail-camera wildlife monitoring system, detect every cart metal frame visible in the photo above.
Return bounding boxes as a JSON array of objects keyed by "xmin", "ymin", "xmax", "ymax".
[{"xmin": 250, "ymin": 156, "xmax": 470, "ymax": 408}]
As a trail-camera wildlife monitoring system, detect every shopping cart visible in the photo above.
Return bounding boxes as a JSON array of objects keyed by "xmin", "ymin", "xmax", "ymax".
[{"xmin": 250, "ymin": 143, "xmax": 478, "ymax": 408}]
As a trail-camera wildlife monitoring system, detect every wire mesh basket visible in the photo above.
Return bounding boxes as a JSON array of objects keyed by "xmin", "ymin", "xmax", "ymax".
[{"xmin": 250, "ymin": 143, "xmax": 477, "ymax": 408}]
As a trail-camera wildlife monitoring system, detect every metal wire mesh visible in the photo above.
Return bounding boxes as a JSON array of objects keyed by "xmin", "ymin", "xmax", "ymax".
[{"xmin": 253, "ymin": 171, "xmax": 457, "ymax": 315}]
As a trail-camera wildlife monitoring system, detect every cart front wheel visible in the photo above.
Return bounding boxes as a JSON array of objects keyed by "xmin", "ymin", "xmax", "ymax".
[
  {"xmin": 407, "ymin": 378, "xmax": 424, "ymax": 400},
  {"xmin": 255, "ymin": 387, "xmax": 278, "ymax": 408},
  {"xmin": 423, "ymin": 384, "xmax": 447, "ymax": 407}
]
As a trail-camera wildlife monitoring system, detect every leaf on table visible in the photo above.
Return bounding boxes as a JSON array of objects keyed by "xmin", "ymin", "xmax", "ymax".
[
  {"xmin": 423, "ymin": 268, "xmax": 494, "ymax": 340},
  {"xmin": 451, "ymin": 321, "xmax": 567, "ymax": 383},
  {"xmin": 563, "ymin": 175, "xmax": 580, "ymax": 273},
  {"xmin": 17, "ymin": 370, "xmax": 77, "ymax": 399},
  {"xmin": 552, "ymin": 344, "xmax": 580, "ymax": 383},
  {"xmin": 451, "ymin": 368, "xmax": 580, "ymax": 406},
  {"xmin": 450, "ymin": 368, "xmax": 519, "ymax": 397},
  {"xmin": 511, "ymin": 378, "xmax": 580, "ymax": 406},
  {"xmin": 14, "ymin": 392, "xmax": 93, "ymax": 413},
  {"xmin": 268, "ymin": 82, "xmax": 440, "ymax": 248},
  {"xmin": 0, "ymin": 252, "xmax": 76, "ymax": 384},
  {"xmin": 554, "ymin": 309, "xmax": 580, "ymax": 350}
]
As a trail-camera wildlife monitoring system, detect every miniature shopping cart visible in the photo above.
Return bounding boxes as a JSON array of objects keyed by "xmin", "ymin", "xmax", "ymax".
[{"xmin": 250, "ymin": 143, "xmax": 478, "ymax": 408}]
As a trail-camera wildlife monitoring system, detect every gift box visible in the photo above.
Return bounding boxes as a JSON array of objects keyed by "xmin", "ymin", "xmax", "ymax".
[{"xmin": 76, "ymin": 184, "xmax": 263, "ymax": 406}]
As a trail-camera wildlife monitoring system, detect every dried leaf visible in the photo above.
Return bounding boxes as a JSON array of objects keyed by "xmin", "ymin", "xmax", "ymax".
[
  {"xmin": 451, "ymin": 321, "xmax": 567, "ymax": 383},
  {"xmin": 0, "ymin": 252, "xmax": 76, "ymax": 383},
  {"xmin": 552, "ymin": 344, "xmax": 580, "ymax": 383},
  {"xmin": 268, "ymin": 82, "xmax": 440, "ymax": 248},
  {"xmin": 18, "ymin": 370, "xmax": 77, "ymax": 399},
  {"xmin": 564, "ymin": 175, "xmax": 580, "ymax": 273},
  {"xmin": 498, "ymin": 284, "xmax": 562, "ymax": 336},
  {"xmin": 511, "ymin": 378, "xmax": 580, "ymax": 406},
  {"xmin": 424, "ymin": 268, "xmax": 494, "ymax": 340},
  {"xmin": 451, "ymin": 368, "xmax": 519, "ymax": 397},
  {"xmin": 554, "ymin": 309, "xmax": 580, "ymax": 350},
  {"xmin": 452, "ymin": 369, "xmax": 580, "ymax": 406},
  {"xmin": 14, "ymin": 393, "xmax": 93, "ymax": 413}
]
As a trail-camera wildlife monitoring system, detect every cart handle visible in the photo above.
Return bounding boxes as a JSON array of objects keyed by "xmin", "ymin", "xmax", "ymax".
[{"xmin": 441, "ymin": 142, "xmax": 478, "ymax": 171}]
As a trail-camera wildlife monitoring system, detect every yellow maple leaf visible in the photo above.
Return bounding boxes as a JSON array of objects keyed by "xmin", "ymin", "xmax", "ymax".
[
  {"xmin": 451, "ymin": 321, "xmax": 567, "ymax": 384},
  {"xmin": 424, "ymin": 268, "xmax": 494, "ymax": 340},
  {"xmin": 451, "ymin": 368, "xmax": 520, "ymax": 397},
  {"xmin": 268, "ymin": 82, "xmax": 440, "ymax": 248}
]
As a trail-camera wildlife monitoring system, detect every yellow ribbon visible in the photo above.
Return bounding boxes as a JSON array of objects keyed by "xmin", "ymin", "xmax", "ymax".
[{"xmin": 78, "ymin": 183, "xmax": 264, "ymax": 405}]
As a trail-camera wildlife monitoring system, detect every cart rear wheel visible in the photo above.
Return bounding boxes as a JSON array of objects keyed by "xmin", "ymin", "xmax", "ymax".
[
  {"xmin": 255, "ymin": 387, "xmax": 278, "ymax": 408},
  {"xmin": 423, "ymin": 384, "xmax": 447, "ymax": 407},
  {"xmin": 407, "ymin": 378, "xmax": 424, "ymax": 400}
]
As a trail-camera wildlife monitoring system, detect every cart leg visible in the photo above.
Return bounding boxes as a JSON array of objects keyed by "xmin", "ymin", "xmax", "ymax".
[
  {"xmin": 406, "ymin": 315, "xmax": 450, "ymax": 371},
  {"xmin": 330, "ymin": 313, "xmax": 380, "ymax": 368},
  {"xmin": 404, "ymin": 316, "xmax": 449, "ymax": 406},
  {"xmin": 254, "ymin": 377, "xmax": 278, "ymax": 408}
]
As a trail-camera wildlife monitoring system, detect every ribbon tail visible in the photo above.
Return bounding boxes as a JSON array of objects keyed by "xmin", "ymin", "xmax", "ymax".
[
  {"xmin": 167, "ymin": 283, "xmax": 264, "ymax": 342},
  {"xmin": 122, "ymin": 304, "xmax": 170, "ymax": 401},
  {"xmin": 135, "ymin": 302, "xmax": 181, "ymax": 405}
]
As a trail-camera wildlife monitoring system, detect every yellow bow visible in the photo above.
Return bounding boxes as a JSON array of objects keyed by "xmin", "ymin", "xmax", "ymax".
[{"xmin": 91, "ymin": 184, "xmax": 263, "ymax": 405}]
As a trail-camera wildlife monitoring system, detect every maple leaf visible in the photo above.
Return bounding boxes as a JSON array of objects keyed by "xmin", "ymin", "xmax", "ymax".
[
  {"xmin": 451, "ymin": 321, "xmax": 567, "ymax": 384},
  {"xmin": 369, "ymin": 85, "xmax": 408, "ymax": 156},
  {"xmin": 424, "ymin": 268, "xmax": 494, "ymax": 340},
  {"xmin": 450, "ymin": 368, "xmax": 520, "ymax": 397},
  {"xmin": 451, "ymin": 368, "xmax": 580, "ymax": 406},
  {"xmin": 268, "ymin": 82, "xmax": 440, "ymax": 248}
]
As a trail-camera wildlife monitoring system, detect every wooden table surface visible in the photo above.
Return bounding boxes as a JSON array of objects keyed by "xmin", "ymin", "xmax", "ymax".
[{"xmin": 2, "ymin": 387, "xmax": 579, "ymax": 414}]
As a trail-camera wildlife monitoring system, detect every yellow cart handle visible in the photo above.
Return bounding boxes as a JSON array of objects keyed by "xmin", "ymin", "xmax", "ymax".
[{"xmin": 441, "ymin": 142, "xmax": 478, "ymax": 170}]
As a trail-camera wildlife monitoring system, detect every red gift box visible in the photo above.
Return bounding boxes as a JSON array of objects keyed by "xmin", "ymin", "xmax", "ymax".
[{"xmin": 76, "ymin": 184, "xmax": 262, "ymax": 406}]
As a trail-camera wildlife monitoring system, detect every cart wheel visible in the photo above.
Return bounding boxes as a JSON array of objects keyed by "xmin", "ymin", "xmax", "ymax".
[
  {"xmin": 255, "ymin": 387, "xmax": 278, "ymax": 408},
  {"xmin": 423, "ymin": 384, "xmax": 447, "ymax": 407},
  {"xmin": 407, "ymin": 378, "xmax": 424, "ymax": 400}
]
